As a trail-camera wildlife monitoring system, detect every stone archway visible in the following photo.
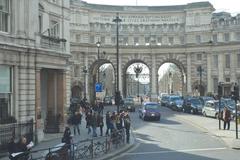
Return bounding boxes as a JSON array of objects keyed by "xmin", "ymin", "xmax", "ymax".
[
  {"xmin": 71, "ymin": 85, "xmax": 82, "ymax": 98},
  {"xmin": 157, "ymin": 59, "xmax": 187, "ymax": 96},
  {"xmin": 88, "ymin": 59, "xmax": 115, "ymax": 104},
  {"xmin": 122, "ymin": 60, "xmax": 151, "ymax": 98}
]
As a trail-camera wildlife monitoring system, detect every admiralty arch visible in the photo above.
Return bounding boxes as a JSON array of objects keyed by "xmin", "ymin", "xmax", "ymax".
[{"xmin": 70, "ymin": 0, "xmax": 240, "ymax": 102}]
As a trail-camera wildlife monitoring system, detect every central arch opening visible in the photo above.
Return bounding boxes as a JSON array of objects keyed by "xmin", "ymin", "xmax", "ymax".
[
  {"xmin": 158, "ymin": 62, "xmax": 186, "ymax": 97},
  {"xmin": 125, "ymin": 63, "xmax": 150, "ymax": 102}
]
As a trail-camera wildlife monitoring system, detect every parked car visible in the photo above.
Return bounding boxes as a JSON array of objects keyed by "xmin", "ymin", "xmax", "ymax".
[
  {"xmin": 222, "ymin": 98, "xmax": 240, "ymax": 119},
  {"xmin": 202, "ymin": 100, "xmax": 225, "ymax": 118},
  {"xmin": 183, "ymin": 97, "xmax": 203, "ymax": 114},
  {"xmin": 103, "ymin": 96, "xmax": 112, "ymax": 105},
  {"xmin": 139, "ymin": 102, "xmax": 161, "ymax": 121},
  {"xmin": 122, "ymin": 98, "xmax": 135, "ymax": 112},
  {"xmin": 199, "ymin": 96, "xmax": 215, "ymax": 106},
  {"xmin": 168, "ymin": 96, "xmax": 183, "ymax": 111},
  {"xmin": 161, "ymin": 95, "xmax": 170, "ymax": 107}
]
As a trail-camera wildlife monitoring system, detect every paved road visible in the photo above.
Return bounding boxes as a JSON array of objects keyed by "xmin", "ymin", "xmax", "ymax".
[{"xmin": 114, "ymin": 106, "xmax": 240, "ymax": 160}]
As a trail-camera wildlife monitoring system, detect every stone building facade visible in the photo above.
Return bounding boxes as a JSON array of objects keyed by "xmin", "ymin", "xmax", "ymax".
[
  {"xmin": 70, "ymin": 0, "xmax": 240, "ymax": 101},
  {"xmin": 0, "ymin": 0, "xmax": 70, "ymax": 142}
]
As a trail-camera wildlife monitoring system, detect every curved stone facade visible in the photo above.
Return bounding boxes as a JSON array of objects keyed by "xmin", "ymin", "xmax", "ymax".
[{"xmin": 70, "ymin": 0, "xmax": 240, "ymax": 100}]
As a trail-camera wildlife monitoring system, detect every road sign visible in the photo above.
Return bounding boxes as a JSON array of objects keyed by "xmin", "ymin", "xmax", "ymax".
[{"xmin": 95, "ymin": 83, "xmax": 102, "ymax": 92}]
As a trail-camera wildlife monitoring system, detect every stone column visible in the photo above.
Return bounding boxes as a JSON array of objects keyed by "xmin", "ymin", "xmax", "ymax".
[
  {"xmin": 187, "ymin": 53, "xmax": 192, "ymax": 94},
  {"xmin": 218, "ymin": 54, "xmax": 224, "ymax": 82},
  {"xmin": 150, "ymin": 54, "xmax": 158, "ymax": 101},
  {"xmin": 207, "ymin": 53, "xmax": 212, "ymax": 92},
  {"xmin": 57, "ymin": 70, "xmax": 66, "ymax": 132},
  {"xmin": 13, "ymin": 65, "xmax": 19, "ymax": 122},
  {"xmin": 35, "ymin": 68, "xmax": 43, "ymax": 142},
  {"xmin": 230, "ymin": 52, "xmax": 237, "ymax": 82}
]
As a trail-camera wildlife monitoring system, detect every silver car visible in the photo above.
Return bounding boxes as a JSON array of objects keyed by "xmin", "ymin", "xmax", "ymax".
[{"xmin": 202, "ymin": 100, "xmax": 225, "ymax": 118}]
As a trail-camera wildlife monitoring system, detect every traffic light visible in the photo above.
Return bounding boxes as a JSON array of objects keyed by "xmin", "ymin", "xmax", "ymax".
[
  {"xmin": 234, "ymin": 83, "xmax": 239, "ymax": 100},
  {"xmin": 218, "ymin": 84, "xmax": 223, "ymax": 97}
]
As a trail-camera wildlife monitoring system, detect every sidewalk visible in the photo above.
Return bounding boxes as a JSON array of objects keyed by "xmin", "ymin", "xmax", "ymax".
[
  {"xmin": 175, "ymin": 112, "xmax": 240, "ymax": 149},
  {"xmin": 1, "ymin": 108, "xmax": 136, "ymax": 160}
]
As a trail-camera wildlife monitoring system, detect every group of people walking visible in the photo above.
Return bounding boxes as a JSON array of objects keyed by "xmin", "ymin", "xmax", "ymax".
[{"xmin": 62, "ymin": 100, "xmax": 131, "ymax": 147}]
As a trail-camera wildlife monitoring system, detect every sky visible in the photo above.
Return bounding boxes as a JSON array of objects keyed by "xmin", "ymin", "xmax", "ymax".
[{"xmin": 83, "ymin": 0, "xmax": 240, "ymax": 15}]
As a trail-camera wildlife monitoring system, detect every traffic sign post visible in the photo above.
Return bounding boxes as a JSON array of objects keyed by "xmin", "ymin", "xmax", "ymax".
[{"xmin": 95, "ymin": 83, "xmax": 102, "ymax": 92}]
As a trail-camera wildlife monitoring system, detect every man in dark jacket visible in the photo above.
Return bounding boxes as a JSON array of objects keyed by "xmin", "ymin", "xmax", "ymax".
[
  {"xmin": 124, "ymin": 111, "xmax": 131, "ymax": 144},
  {"xmin": 105, "ymin": 111, "xmax": 111, "ymax": 135},
  {"xmin": 72, "ymin": 112, "xmax": 82, "ymax": 135}
]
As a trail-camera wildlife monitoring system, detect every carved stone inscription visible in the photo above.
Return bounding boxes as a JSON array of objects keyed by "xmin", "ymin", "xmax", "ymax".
[{"xmin": 90, "ymin": 13, "xmax": 184, "ymax": 24}]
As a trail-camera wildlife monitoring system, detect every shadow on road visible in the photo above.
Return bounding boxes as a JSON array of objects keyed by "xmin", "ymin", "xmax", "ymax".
[{"xmin": 116, "ymin": 132, "xmax": 222, "ymax": 160}]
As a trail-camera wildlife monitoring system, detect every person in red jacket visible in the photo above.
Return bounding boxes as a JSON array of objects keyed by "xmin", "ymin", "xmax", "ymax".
[{"xmin": 222, "ymin": 106, "xmax": 231, "ymax": 130}]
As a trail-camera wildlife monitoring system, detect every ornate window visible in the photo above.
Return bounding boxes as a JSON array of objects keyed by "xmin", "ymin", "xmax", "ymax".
[
  {"xmin": 225, "ymin": 54, "xmax": 230, "ymax": 68},
  {"xmin": 0, "ymin": 0, "xmax": 10, "ymax": 32},
  {"xmin": 213, "ymin": 55, "xmax": 218, "ymax": 68},
  {"xmin": 224, "ymin": 33, "xmax": 230, "ymax": 42},
  {"xmin": 0, "ymin": 65, "xmax": 12, "ymax": 122},
  {"xmin": 50, "ymin": 20, "xmax": 59, "ymax": 37}
]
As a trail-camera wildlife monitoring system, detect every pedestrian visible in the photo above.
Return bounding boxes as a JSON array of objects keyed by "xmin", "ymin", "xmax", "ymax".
[
  {"xmin": 8, "ymin": 138, "xmax": 17, "ymax": 160},
  {"xmin": 86, "ymin": 112, "xmax": 93, "ymax": 135},
  {"xmin": 141, "ymin": 97, "xmax": 144, "ymax": 105},
  {"xmin": 223, "ymin": 106, "xmax": 231, "ymax": 130},
  {"xmin": 116, "ymin": 113, "xmax": 122, "ymax": 130},
  {"xmin": 72, "ymin": 111, "xmax": 82, "ymax": 135},
  {"xmin": 62, "ymin": 127, "xmax": 73, "ymax": 149},
  {"xmin": 97, "ymin": 113, "xmax": 104, "ymax": 136},
  {"xmin": 124, "ymin": 111, "xmax": 131, "ymax": 144},
  {"xmin": 99, "ymin": 101, "xmax": 104, "ymax": 115},
  {"xmin": 92, "ymin": 112, "xmax": 98, "ymax": 137},
  {"xmin": 105, "ymin": 111, "xmax": 111, "ymax": 135}
]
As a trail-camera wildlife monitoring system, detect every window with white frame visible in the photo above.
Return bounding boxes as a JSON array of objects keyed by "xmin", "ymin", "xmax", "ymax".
[
  {"xmin": 134, "ymin": 37, "xmax": 139, "ymax": 45},
  {"xmin": 145, "ymin": 37, "xmax": 150, "ymax": 44},
  {"xmin": 180, "ymin": 36, "xmax": 185, "ymax": 45},
  {"xmin": 50, "ymin": 20, "xmax": 59, "ymax": 37},
  {"xmin": 168, "ymin": 37, "xmax": 174, "ymax": 45},
  {"xmin": 0, "ymin": 65, "xmax": 12, "ymax": 122},
  {"xmin": 100, "ymin": 36, "xmax": 105, "ymax": 44},
  {"xmin": 237, "ymin": 54, "xmax": 240, "ymax": 68},
  {"xmin": 0, "ymin": 0, "xmax": 10, "ymax": 32},
  {"xmin": 89, "ymin": 35, "xmax": 94, "ymax": 44},
  {"xmin": 123, "ymin": 37, "xmax": 128, "ymax": 45},
  {"xmin": 196, "ymin": 35, "xmax": 201, "ymax": 44},
  {"xmin": 111, "ymin": 37, "xmax": 116, "ymax": 44},
  {"xmin": 213, "ymin": 78, "xmax": 218, "ymax": 93},
  {"xmin": 224, "ymin": 33, "xmax": 230, "ymax": 42},
  {"xmin": 225, "ymin": 78, "xmax": 230, "ymax": 82},
  {"xmin": 212, "ymin": 34, "xmax": 218, "ymax": 43},
  {"xmin": 225, "ymin": 54, "xmax": 230, "ymax": 68},
  {"xmin": 196, "ymin": 54, "xmax": 202, "ymax": 61},
  {"xmin": 213, "ymin": 55, "xmax": 218, "ymax": 68}
]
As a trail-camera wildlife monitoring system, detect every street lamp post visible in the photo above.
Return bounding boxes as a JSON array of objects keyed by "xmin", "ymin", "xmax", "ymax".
[
  {"xmin": 96, "ymin": 41, "xmax": 101, "ymax": 83},
  {"xmin": 169, "ymin": 72, "xmax": 172, "ymax": 94},
  {"xmin": 197, "ymin": 66, "xmax": 204, "ymax": 96},
  {"xmin": 113, "ymin": 13, "xmax": 122, "ymax": 113},
  {"xmin": 83, "ymin": 66, "xmax": 88, "ymax": 102},
  {"xmin": 134, "ymin": 65, "xmax": 143, "ymax": 102}
]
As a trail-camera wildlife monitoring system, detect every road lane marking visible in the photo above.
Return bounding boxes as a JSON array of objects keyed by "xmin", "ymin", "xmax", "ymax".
[{"xmin": 123, "ymin": 147, "xmax": 227, "ymax": 156}]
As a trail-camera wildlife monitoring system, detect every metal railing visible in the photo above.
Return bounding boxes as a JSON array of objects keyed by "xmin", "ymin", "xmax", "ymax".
[
  {"xmin": 0, "ymin": 119, "xmax": 34, "ymax": 154},
  {"xmin": 12, "ymin": 129, "xmax": 125, "ymax": 160}
]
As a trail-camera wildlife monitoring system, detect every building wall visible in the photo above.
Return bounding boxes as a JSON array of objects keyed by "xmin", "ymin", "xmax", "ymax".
[
  {"xmin": 70, "ymin": 1, "xmax": 240, "ymax": 99},
  {"xmin": 0, "ymin": 0, "xmax": 71, "ymax": 141}
]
